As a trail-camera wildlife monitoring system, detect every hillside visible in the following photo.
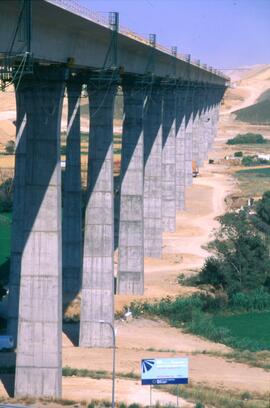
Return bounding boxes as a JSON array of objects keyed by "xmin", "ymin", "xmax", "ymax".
[
  {"xmin": 221, "ymin": 64, "xmax": 270, "ymax": 117},
  {"xmin": 233, "ymin": 97, "xmax": 270, "ymax": 124},
  {"xmin": 231, "ymin": 67, "xmax": 270, "ymax": 124}
]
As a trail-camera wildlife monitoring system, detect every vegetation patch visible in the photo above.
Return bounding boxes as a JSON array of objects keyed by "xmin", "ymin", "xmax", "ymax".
[
  {"xmin": 236, "ymin": 167, "xmax": 270, "ymax": 176},
  {"xmin": 227, "ymin": 133, "xmax": 268, "ymax": 145},
  {"xmin": 0, "ymin": 178, "xmax": 13, "ymax": 212},
  {"xmin": 241, "ymin": 155, "xmax": 270, "ymax": 167},
  {"xmin": 233, "ymin": 100, "xmax": 270, "ymax": 124},
  {"xmin": 235, "ymin": 168, "xmax": 270, "ymax": 197},
  {"xmin": 62, "ymin": 366, "xmax": 139, "ymax": 381},
  {"xmin": 0, "ymin": 212, "xmax": 11, "ymax": 270},
  {"xmin": 164, "ymin": 383, "xmax": 270, "ymax": 408},
  {"xmin": 223, "ymin": 349, "xmax": 270, "ymax": 371},
  {"xmin": 213, "ymin": 312, "xmax": 270, "ymax": 350},
  {"xmin": 128, "ymin": 192, "xmax": 270, "ymax": 351}
]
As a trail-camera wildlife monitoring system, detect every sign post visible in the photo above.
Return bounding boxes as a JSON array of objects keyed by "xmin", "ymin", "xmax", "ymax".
[{"xmin": 141, "ymin": 358, "xmax": 188, "ymax": 406}]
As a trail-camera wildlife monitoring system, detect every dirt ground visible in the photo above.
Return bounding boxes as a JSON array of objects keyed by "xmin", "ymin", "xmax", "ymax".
[{"xmin": 1, "ymin": 65, "xmax": 270, "ymax": 407}]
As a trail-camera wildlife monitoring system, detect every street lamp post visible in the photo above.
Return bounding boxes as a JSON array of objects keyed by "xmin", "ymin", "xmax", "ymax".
[{"xmin": 96, "ymin": 320, "xmax": 116, "ymax": 408}]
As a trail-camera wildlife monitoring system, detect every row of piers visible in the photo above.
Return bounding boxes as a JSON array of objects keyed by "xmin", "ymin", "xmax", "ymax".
[{"xmin": 6, "ymin": 64, "xmax": 225, "ymax": 398}]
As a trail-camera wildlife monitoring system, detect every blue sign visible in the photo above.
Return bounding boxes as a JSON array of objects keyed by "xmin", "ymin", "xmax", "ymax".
[{"xmin": 141, "ymin": 358, "xmax": 188, "ymax": 385}]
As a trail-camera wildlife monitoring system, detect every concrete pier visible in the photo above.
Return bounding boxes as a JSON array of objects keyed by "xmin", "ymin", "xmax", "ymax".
[
  {"xmin": 15, "ymin": 67, "xmax": 67, "ymax": 398},
  {"xmin": 175, "ymin": 86, "xmax": 187, "ymax": 211},
  {"xmin": 62, "ymin": 80, "xmax": 82, "ymax": 300},
  {"xmin": 191, "ymin": 87, "xmax": 201, "ymax": 167},
  {"xmin": 79, "ymin": 78, "xmax": 117, "ymax": 347},
  {"xmin": 144, "ymin": 85, "xmax": 163, "ymax": 258},
  {"xmin": 162, "ymin": 86, "xmax": 176, "ymax": 232},
  {"xmin": 184, "ymin": 87, "xmax": 194, "ymax": 187},
  {"xmin": 7, "ymin": 84, "xmax": 27, "ymax": 345},
  {"xmin": 117, "ymin": 81, "xmax": 145, "ymax": 294},
  {"xmin": 196, "ymin": 87, "xmax": 207, "ymax": 167},
  {"xmin": 202, "ymin": 88, "xmax": 213, "ymax": 158}
]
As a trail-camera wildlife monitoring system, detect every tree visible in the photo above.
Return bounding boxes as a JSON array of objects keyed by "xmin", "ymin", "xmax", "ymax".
[
  {"xmin": 199, "ymin": 210, "xmax": 270, "ymax": 295},
  {"xmin": 256, "ymin": 191, "xmax": 270, "ymax": 226},
  {"xmin": 0, "ymin": 178, "xmax": 13, "ymax": 212},
  {"xmin": 5, "ymin": 140, "xmax": 15, "ymax": 154}
]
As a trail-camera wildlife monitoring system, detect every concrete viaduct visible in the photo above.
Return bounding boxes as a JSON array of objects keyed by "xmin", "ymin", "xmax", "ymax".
[{"xmin": 0, "ymin": 0, "xmax": 228, "ymax": 399}]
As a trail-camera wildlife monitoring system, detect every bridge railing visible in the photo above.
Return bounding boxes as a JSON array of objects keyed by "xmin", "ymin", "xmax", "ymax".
[{"xmin": 44, "ymin": 0, "xmax": 229, "ymax": 80}]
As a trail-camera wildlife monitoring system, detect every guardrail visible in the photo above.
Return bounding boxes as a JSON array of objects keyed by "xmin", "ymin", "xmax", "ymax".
[{"xmin": 44, "ymin": 0, "xmax": 230, "ymax": 81}]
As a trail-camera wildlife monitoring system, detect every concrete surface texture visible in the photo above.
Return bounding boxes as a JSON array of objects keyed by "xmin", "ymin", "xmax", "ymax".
[
  {"xmin": 143, "ymin": 86, "xmax": 163, "ymax": 258},
  {"xmin": 0, "ymin": 1, "xmax": 228, "ymax": 83},
  {"xmin": 15, "ymin": 66, "xmax": 67, "ymax": 398},
  {"xmin": 7, "ymin": 85, "xmax": 27, "ymax": 346},
  {"xmin": 117, "ymin": 82, "xmax": 145, "ymax": 295},
  {"xmin": 175, "ymin": 87, "xmax": 187, "ymax": 211},
  {"xmin": 162, "ymin": 86, "xmax": 177, "ymax": 232},
  {"xmin": 79, "ymin": 80, "xmax": 117, "ymax": 348},
  {"xmin": 62, "ymin": 81, "xmax": 82, "ymax": 300},
  {"xmin": 191, "ymin": 87, "xmax": 201, "ymax": 166},
  {"xmin": 184, "ymin": 88, "xmax": 194, "ymax": 187}
]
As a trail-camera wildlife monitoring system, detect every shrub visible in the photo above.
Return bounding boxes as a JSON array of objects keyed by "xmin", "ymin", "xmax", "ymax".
[
  {"xmin": 198, "ymin": 211, "xmax": 270, "ymax": 295},
  {"xmin": 5, "ymin": 140, "xmax": 15, "ymax": 154},
  {"xmin": 234, "ymin": 151, "xmax": 243, "ymax": 157},
  {"xmin": 241, "ymin": 155, "xmax": 256, "ymax": 166},
  {"xmin": 230, "ymin": 289, "xmax": 270, "ymax": 311},
  {"xmin": 187, "ymin": 311, "xmax": 231, "ymax": 343},
  {"xmin": 227, "ymin": 133, "xmax": 267, "ymax": 145},
  {"xmin": 241, "ymin": 155, "xmax": 270, "ymax": 166},
  {"xmin": 0, "ymin": 178, "xmax": 13, "ymax": 211}
]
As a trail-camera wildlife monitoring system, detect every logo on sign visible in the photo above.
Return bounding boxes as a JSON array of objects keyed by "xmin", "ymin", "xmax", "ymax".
[{"xmin": 142, "ymin": 359, "xmax": 155, "ymax": 373}]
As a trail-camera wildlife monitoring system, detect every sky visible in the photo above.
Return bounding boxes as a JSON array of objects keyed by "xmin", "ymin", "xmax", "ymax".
[{"xmin": 77, "ymin": 0, "xmax": 270, "ymax": 71}]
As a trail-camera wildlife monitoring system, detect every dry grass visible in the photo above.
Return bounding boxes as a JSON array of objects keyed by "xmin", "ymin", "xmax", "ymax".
[{"xmin": 164, "ymin": 383, "xmax": 270, "ymax": 408}]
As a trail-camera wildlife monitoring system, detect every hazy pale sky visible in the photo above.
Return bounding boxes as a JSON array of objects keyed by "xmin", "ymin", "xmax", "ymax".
[{"xmin": 77, "ymin": 0, "xmax": 270, "ymax": 70}]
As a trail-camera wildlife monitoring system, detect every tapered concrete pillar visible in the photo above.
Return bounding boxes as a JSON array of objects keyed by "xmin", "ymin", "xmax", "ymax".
[
  {"xmin": 202, "ymin": 88, "xmax": 214, "ymax": 157},
  {"xmin": 162, "ymin": 85, "xmax": 176, "ymax": 232},
  {"xmin": 192, "ymin": 87, "xmax": 201, "ymax": 167},
  {"xmin": 80, "ymin": 78, "xmax": 117, "ymax": 347},
  {"xmin": 144, "ymin": 85, "xmax": 163, "ymax": 258},
  {"xmin": 62, "ymin": 80, "xmax": 82, "ymax": 300},
  {"xmin": 211, "ymin": 88, "xmax": 223, "ymax": 144},
  {"xmin": 184, "ymin": 87, "xmax": 194, "ymax": 187},
  {"xmin": 15, "ymin": 66, "xmax": 67, "ymax": 398},
  {"xmin": 7, "ymin": 84, "xmax": 27, "ymax": 345},
  {"xmin": 175, "ymin": 86, "xmax": 187, "ymax": 211},
  {"xmin": 198, "ymin": 87, "xmax": 211, "ymax": 167},
  {"xmin": 117, "ymin": 81, "xmax": 145, "ymax": 294}
]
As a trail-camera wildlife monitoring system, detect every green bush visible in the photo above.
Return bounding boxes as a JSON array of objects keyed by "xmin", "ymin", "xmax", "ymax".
[
  {"xmin": 227, "ymin": 133, "xmax": 267, "ymax": 145},
  {"xmin": 198, "ymin": 211, "xmax": 270, "ymax": 295},
  {"xmin": 230, "ymin": 289, "xmax": 270, "ymax": 311},
  {"xmin": 195, "ymin": 402, "xmax": 205, "ymax": 408},
  {"xmin": 241, "ymin": 155, "xmax": 255, "ymax": 166},
  {"xmin": 241, "ymin": 155, "xmax": 270, "ymax": 166},
  {"xmin": 187, "ymin": 311, "xmax": 231, "ymax": 343},
  {"xmin": 5, "ymin": 140, "xmax": 15, "ymax": 154},
  {"xmin": 234, "ymin": 151, "xmax": 243, "ymax": 157},
  {"xmin": 61, "ymin": 145, "xmax": 67, "ymax": 155},
  {"xmin": 130, "ymin": 295, "xmax": 204, "ymax": 325},
  {"xmin": 0, "ymin": 178, "xmax": 13, "ymax": 212}
]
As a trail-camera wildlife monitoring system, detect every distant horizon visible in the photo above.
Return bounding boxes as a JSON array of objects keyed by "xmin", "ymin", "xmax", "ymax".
[{"xmin": 77, "ymin": 0, "xmax": 270, "ymax": 70}]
